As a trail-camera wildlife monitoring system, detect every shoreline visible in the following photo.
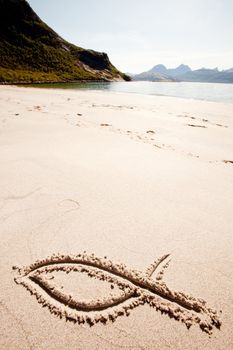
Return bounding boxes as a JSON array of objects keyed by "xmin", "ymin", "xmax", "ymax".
[
  {"xmin": 3, "ymin": 83, "xmax": 233, "ymax": 106},
  {"xmin": 0, "ymin": 79, "xmax": 120, "ymax": 86},
  {"xmin": 1, "ymin": 79, "xmax": 233, "ymax": 85},
  {"xmin": 2, "ymin": 81, "xmax": 232, "ymax": 105}
]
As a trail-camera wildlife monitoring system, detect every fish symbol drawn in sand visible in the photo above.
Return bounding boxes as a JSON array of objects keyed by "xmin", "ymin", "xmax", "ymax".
[{"xmin": 13, "ymin": 252, "xmax": 221, "ymax": 334}]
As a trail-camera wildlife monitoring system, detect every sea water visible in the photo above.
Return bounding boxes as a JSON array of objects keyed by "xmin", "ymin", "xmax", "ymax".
[{"xmin": 28, "ymin": 81, "xmax": 233, "ymax": 104}]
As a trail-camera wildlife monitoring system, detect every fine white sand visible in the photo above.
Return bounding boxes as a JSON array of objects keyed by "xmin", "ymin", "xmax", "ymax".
[{"xmin": 0, "ymin": 85, "xmax": 233, "ymax": 349}]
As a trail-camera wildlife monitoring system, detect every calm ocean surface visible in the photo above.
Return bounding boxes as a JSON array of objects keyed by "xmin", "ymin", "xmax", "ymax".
[{"xmin": 30, "ymin": 81, "xmax": 233, "ymax": 103}]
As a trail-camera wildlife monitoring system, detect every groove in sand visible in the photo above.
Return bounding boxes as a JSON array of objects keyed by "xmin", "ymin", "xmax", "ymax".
[{"xmin": 13, "ymin": 252, "xmax": 221, "ymax": 333}]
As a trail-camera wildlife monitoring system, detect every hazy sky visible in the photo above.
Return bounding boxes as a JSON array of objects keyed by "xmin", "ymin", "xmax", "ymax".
[{"xmin": 28, "ymin": 0, "xmax": 233, "ymax": 73}]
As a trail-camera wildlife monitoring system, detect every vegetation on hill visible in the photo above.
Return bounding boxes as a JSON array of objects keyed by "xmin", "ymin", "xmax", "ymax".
[{"xmin": 0, "ymin": 0, "xmax": 130, "ymax": 83}]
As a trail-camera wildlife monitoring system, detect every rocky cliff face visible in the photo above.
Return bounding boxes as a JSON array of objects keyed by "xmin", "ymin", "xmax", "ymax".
[{"xmin": 0, "ymin": 0, "xmax": 128, "ymax": 83}]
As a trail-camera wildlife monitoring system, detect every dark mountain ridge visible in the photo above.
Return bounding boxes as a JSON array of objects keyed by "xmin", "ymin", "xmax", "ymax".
[{"xmin": 0, "ymin": 0, "xmax": 129, "ymax": 83}]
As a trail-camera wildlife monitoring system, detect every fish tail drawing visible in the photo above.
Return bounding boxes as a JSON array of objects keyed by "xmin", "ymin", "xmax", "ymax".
[{"xmin": 145, "ymin": 253, "xmax": 171, "ymax": 278}]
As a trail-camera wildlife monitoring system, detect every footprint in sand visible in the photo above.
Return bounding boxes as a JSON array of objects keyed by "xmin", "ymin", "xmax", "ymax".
[
  {"xmin": 33, "ymin": 105, "xmax": 42, "ymax": 111},
  {"xmin": 223, "ymin": 160, "xmax": 233, "ymax": 164},
  {"xmin": 187, "ymin": 124, "xmax": 207, "ymax": 128},
  {"xmin": 216, "ymin": 123, "xmax": 228, "ymax": 128}
]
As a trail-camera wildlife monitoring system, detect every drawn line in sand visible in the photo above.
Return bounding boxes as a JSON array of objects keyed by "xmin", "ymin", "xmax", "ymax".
[{"xmin": 13, "ymin": 252, "xmax": 221, "ymax": 334}]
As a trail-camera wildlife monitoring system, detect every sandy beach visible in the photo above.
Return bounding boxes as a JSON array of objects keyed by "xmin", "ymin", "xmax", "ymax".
[{"xmin": 0, "ymin": 85, "xmax": 233, "ymax": 350}]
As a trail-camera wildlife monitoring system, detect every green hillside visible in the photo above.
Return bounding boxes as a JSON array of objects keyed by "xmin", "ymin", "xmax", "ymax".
[{"xmin": 0, "ymin": 0, "xmax": 129, "ymax": 83}]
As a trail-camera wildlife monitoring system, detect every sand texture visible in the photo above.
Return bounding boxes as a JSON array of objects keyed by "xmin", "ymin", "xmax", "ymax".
[{"xmin": 0, "ymin": 86, "xmax": 233, "ymax": 349}]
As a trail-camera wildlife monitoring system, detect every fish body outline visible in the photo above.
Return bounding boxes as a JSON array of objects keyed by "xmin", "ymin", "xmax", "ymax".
[{"xmin": 13, "ymin": 252, "xmax": 221, "ymax": 333}]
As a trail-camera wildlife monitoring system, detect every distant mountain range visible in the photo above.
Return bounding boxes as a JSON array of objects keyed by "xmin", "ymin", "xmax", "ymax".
[
  {"xmin": 0, "ymin": 0, "xmax": 129, "ymax": 83},
  {"xmin": 132, "ymin": 64, "xmax": 233, "ymax": 83}
]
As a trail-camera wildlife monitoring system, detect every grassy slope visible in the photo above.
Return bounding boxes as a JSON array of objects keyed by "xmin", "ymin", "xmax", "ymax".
[{"xmin": 0, "ymin": 0, "xmax": 129, "ymax": 83}]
